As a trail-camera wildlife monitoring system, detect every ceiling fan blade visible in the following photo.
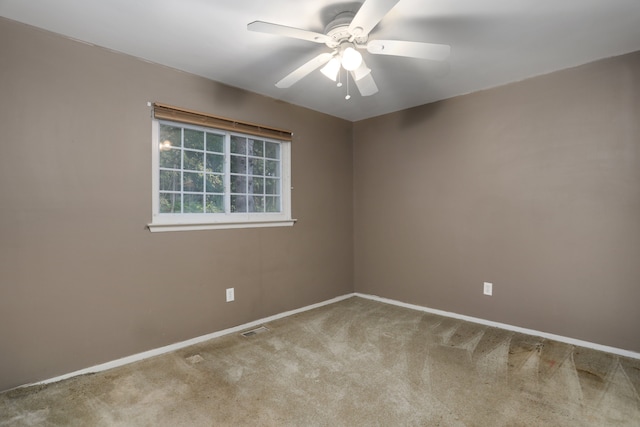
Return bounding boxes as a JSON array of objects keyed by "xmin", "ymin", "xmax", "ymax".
[
  {"xmin": 348, "ymin": 0, "xmax": 401, "ymax": 37},
  {"xmin": 276, "ymin": 52, "xmax": 334, "ymax": 88},
  {"xmin": 367, "ymin": 40, "xmax": 451, "ymax": 60},
  {"xmin": 351, "ymin": 69, "xmax": 378, "ymax": 96},
  {"xmin": 248, "ymin": 21, "xmax": 331, "ymax": 44}
]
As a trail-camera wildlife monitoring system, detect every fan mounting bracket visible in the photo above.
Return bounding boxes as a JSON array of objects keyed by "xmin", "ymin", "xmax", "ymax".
[{"xmin": 324, "ymin": 12, "xmax": 368, "ymax": 48}]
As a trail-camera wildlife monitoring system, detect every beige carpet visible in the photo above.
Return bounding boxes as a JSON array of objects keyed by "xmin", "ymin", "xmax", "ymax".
[{"xmin": 1, "ymin": 297, "xmax": 639, "ymax": 426}]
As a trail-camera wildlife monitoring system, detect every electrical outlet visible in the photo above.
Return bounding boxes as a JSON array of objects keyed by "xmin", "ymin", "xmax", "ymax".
[
  {"xmin": 226, "ymin": 288, "xmax": 235, "ymax": 302},
  {"xmin": 483, "ymin": 282, "xmax": 493, "ymax": 296}
]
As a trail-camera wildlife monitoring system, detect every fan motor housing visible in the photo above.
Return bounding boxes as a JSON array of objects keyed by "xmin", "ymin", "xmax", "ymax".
[{"xmin": 324, "ymin": 12, "xmax": 367, "ymax": 47}]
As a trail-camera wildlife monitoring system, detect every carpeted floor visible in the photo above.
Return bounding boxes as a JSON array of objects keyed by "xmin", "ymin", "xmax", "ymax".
[{"xmin": 1, "ymin": 296, "xmax": 639, "ymax": 426}]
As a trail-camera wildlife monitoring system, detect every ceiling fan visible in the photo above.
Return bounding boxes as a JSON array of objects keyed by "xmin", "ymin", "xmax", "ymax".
[{"xmin": 247, "ymin": 0, "xmax": 450, "ymax": 98}]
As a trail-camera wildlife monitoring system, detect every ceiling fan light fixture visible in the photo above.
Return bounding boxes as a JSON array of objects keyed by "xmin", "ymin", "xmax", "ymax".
[
  {"xmin": 352, "ymin": 62, "xmax": 372, "ymax": 81},
  {"xmin": 341, "ymin": 45, "xmax": 362, "ymax": 71},
  {"xmin": 249, "ymin": 0, "xmax": 452, "ymax": 102},
  {"xmin": 320, "ymin": 57, "xmax": 341, "ymax": 81}
]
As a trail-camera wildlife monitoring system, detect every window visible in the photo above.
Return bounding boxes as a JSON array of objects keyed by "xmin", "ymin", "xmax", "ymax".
[{"xmin": 148, "ymin": 106, "xmax": 293, "ymax": 232}]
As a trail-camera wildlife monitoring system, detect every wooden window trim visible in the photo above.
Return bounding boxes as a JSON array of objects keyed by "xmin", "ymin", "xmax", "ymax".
[{"xmin": 153, "ymin": 103, "xmax": 293, "ymax": 142}]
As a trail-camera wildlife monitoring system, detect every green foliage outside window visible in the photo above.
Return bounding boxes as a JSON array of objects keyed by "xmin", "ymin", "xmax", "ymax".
[{"xmin": 158, "ymin": 122, "xmax": 281, "ymax": 215}]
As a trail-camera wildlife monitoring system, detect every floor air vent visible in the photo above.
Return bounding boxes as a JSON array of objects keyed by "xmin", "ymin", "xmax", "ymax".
[{"xmin": 241, "ymin": 326, "xmax": 269, "ymax": 337}]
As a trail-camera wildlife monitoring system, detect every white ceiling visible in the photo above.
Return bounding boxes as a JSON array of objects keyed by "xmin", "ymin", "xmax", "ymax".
[{"xmin": 2, "ymin": 0, "xmax": 639, "ymax": 121}]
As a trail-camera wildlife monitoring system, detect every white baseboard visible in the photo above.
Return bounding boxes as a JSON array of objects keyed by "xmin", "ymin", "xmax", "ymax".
[
  {"xmin": 355, "ymin": 292, "xmax": 640, "ymax": 360},
  {"xmin": 15, "ymin": 291, "xmax": 639, "ymax": 392},
  {"xmin": 18, "ymin": 293, "xmax": 356, "ymax": 391}
]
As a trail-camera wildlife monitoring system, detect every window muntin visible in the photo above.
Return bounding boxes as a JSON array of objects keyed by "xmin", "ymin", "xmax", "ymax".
[
  {"xmin": 158, "ymin": 123, "xmax": 228, "ymax": 214},
  {"xmin": 150, "ymin": 120, "xmax": 292, "ymax": 231},
  {"xmin": 229, "ymin": 135, "xmax": 281, "ymax": 214}
]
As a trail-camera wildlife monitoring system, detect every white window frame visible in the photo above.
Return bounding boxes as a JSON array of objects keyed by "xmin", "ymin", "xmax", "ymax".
[{"xmin": 148, "ymin": 120, "xmax": 295, "ymax": 232}]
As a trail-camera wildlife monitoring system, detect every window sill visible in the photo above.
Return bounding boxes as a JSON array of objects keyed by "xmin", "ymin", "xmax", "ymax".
[{"xmin": 147, "ymin": 218, "xmax": 297, "ymax": 233}]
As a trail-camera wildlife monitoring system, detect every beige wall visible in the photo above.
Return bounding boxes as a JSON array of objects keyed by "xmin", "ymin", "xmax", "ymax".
[
  {"xmin": 2, "ymin": 15, "xmax": 639, "ymax": 392},
  {"xmin": 354, "ymin": 51, "xmax": 640, "ymax": 352},
  {"xmin": 0, "ymin": 18, "xmax": 353, "ymax": 391}
]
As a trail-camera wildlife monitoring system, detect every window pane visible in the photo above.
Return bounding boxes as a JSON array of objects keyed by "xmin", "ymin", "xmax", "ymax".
[
  {"xmin": 184, "ymin": 150, "xmax": 204, "ymax": 171},
  {"xmin": 159, "ymin": 170, "xmax": 181, "ymax": 192},
  {"xmin": 231, "ymin": 136, "xmax": 247, "ymax": 154},
  {"xmin": 231, "ymin": 195, "xmax": 247, "ymax": 213},
  {"xmin": 206, "ymin": 133, "xmax": 223, "ymax": 153},
  {"xmin": 249, "ymin": 158, "xmax": 264, "ymax": 176},
  {"xmin": 230, "ymin": 155, "xmax": 246, "ymax": 174},
  {"xmin": 159, "ymin": 148, "xmax": 181, "ymax": 169},
  {"xmin": 184, "ymin": 194, "xmax": 204, "ymax": 213},
  {"xmin": 156, "ymin": 121, "xmax": 289, "ymax": 222},
  {"xmin": 205, "ymin": 173, "xmax": 224, "ymax": 193},
  {"xmin": 160, "ymin": 124, "xmax": 181, "ymax": 148},
  {"xmin": 266, "ymin": 196, "xmax": 280, "ymax": 212},
  {"xmin": 206, "ymin": 153, "xmax": 224, "ymax": 173},
  {"xmin": 250, "ymin": 196, "xmax": 264, "ymax": 213},
  {"xmin": 249, "ymin": 139, "xmax": 264, "ymax": 157},
  {"xmin": 250, "ymin": 177, "xmax": 264, "ymax": 194},
  {"xmin": 183, "ymin": 172, "xmax": 204, "ymax": 192},
  {"xmin": 265, "ymin": 178, "xmax": 279, "ymax": 195},
  {"xmin": 265, "ymin": 160, "xmax": 280, "ymax": 177},
  {"xmin": 265, "ymin": 141, "xmax": 279, "ymax": 159},
  {"xmin": 230, "ymin": 175, "xmax": 246, "ymax": 193},
  {"xmin": 184, "ymin": 129, "xmax": 204, "ymax": 150},
  {"xmin": 206, "ymin": 195, "xmax": 224, "ymax": 213},
  {"xmin": 160, "ymin": 193, "xmax": 181, "ymax": 213}
]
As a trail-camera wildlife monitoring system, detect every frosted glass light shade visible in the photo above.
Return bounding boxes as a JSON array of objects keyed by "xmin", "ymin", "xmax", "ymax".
[
  {"xmin": 341, "ymin": 46, "xmax": 362, "ymax": 71},
  {"xmin": 352, "ymin": 62, "xmax": 371, "ymax": 81},
  {"xmin": 320, "ymin": 57, "xmax": 341, "ymax": 81}
]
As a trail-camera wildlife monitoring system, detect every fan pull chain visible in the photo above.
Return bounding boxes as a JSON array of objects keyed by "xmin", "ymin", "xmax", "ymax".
[
  {"xmin": 337, "ymin": 68, "xmax": 343, "ymax": 87},
  {"xmin": 345, "ymin": 72, "xmax": 351, "ymax": 100}
]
